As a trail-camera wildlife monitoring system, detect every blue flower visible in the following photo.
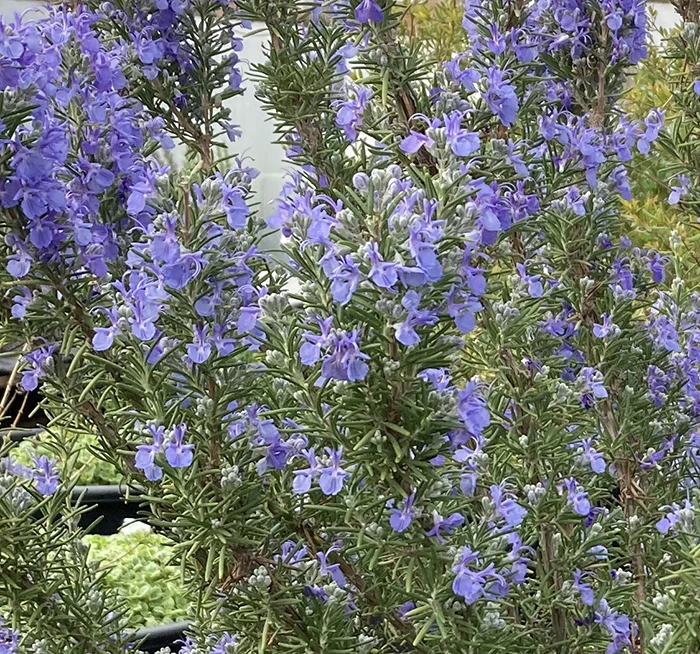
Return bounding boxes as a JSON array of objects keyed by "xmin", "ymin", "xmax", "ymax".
[
  {"xmin": 516, "ymin": 263, "xmax": 543, "ymax": 298},
  {"xmin": 452, "ymin": 546, "xmax": 506, "ymax": 604},
  {"xmin": 426, "ymin": 511, "xmax": 464, "ymax": 543},
  {"xmin": 334, "ymin": 85, "xmax": 372, "ymax": 141},
  {"xmin": 579, "ymin": 367, "xmax": 608, "ymax": 400},
  {"xmin": 395, "ymin": 291, "xmax": 438, "ymax": 346},
  {"xmin": 573, "ymin": 570, "xmax": 595, "ymax": 606},
  {"xmin": 186, "ymin": 324, "xmax": 212, "ymax": 364},
  {"xmin": 592, "ymin": 313, "xmax": 619, "ymax": 340},
  {"xmin": 316, "ymin": 328, "xmax": 370, "ymax": 383},
  {"xmin": 135, "ymin": 424, "xmax": 165, "ymax": 481},
  {"xmin": 443, "ymin": 111, "xmax": 480, "ymax": 157},
  {"xmin": 211, "ymin": 633, "xmax": 239, "ymax": 654},
  {"xmin": 594, "ymin": 600, "xmax": 633, "ymax": 654},
  {"xmin": 570, "ymin": 438, "xmax": 607, "ymax": 474},
  {"xmin": 483, "ymin": 67, "xmax": 519, "ymax": 127},
  {"xmin": 328, "ymin": 254, "xmax": 360, "ymax": 305},
  {"xmin": 388, "ymin": 491, "xmax": 415, "ymax": 532},
  {"xmin": 92, "ymin": 306, "xmax": 120, "ymax": 352},
  {"xmin": 292, "ymin": 448, "xmax": 319, "ymax": 494},
  {"xmin": 562, "ymin": 477, "xmax": 591, "ymax": 516},
  {"xmin": 354, "ymin": 0, "xmax": 383, "ymax": 23},
  {"xmin": 490, "ymin": 483, "xmax": 527, "ymax": 528},
  {"xmin": 668, "ymin": 174, "xmax": 689, "ymax": 205},
  {"xmin": 32, "ymin": 455, "xmax": 58, "ymax": 495},
  {"xmin": 164, "ymin": 424, "xmax": 194, "ymax": 468},
  {"xmin": 457, "ymin": 379, "xmax": 490, "ymax": 436},
  {"xmin": 366, "ymin": 242, "xmax": 398, "ymax": 289},
  {"xmin": 318, "ymin": 447, "xmax": 349, "ymax": 496},
  {"xmin": 0, "ymin": 617, "xmax": 19, "ymax": 654},
  {"xmin": 20, "ymin": 343, "xmax": 57, "ymax": 392},
  {"xmin": 317, "ymin": 543, "xmax": 346, "ymax": 587}
]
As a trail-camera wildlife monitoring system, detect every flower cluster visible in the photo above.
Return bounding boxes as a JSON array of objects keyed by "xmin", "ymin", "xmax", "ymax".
[
  {"xmin": 5, "ymin": 0, "xmax": 700, "ymax": 651},
  {"xmin": 1, "ymin": 453, "xmax": 59, "ymax": 496}
]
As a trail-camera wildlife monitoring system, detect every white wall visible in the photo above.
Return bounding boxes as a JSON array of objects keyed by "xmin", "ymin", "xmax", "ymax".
[{"xmin": 650, "ymin": 2, "xmax": 681, "ymax": 42}]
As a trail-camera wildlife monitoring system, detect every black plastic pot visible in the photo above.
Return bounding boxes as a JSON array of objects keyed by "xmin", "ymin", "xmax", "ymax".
[
  {"xmin": 71, "ymin": 484, "xmax": 145, "ymax": 535},
  {"xmin": 129, "ymin": 621, "xmax": 190, "ymax": 653},
  {"xmin": 0, "ymin": 425, "xmax": 44, "ymax": 443}
]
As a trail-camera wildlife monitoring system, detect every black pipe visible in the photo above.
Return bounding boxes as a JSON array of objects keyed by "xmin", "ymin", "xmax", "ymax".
[
  {"xmin": 71, "ymin": 484, "xmax": 145, "ymax": 535},
  {"xmin": 129, "ymin": 621, "xmax": 190, "ymax": 652},
  {"xmin": 0, "ymin": 426, "xmax": 44, "ymax": 443}
]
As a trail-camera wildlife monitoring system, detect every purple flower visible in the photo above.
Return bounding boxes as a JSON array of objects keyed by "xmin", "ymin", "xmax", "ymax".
[
  {"xmin": 490, "ymin": 483, "xmax": 527, "ymax": 527},
  {"xmin": 388, "ymin": 492, "xmax": 415, "ymax": 532},
  {"xmin": 655, "ymin": 499, "xmax": 692, "ymax": 535},
  {"xmin": 457, "ymin": 379, "xmax": 490, "ymax": 436},
  {"xmin": 186, "ymin": 324, "xmax": 212, "ymax": 364},
  {"xmin": 300, "ymin": 315, "xmax": 334, "ymax": 366},
  {"xmin": 292, "ymin": 448, "xmax": 319, "ymax": 494},
  {"xmin": 668, "ymin": 174, "xmax": 689, "ymax": 205},
  {"xmin": 562, "ymin": 477, "xmax": 591, "ymax": 516},
  {"xmin": 164, "ymin": 424, "xmax": 194, "ymax": 468},
  {"xmin": 648, "ymin": 315, "xmax": 681, "ymax": 353},
  {"xmin": 418, "ymin": 368, "xmax": 453, "ymax": 392},
  {"xmin": 579, "ymin": 367, "xmax": 608, "ymax": 400},
  {"xmin": 317, "ymin": 544, "xmax": 346, "ymax": 587},
  {"xmin": 397, "ymin": 601, "xmax": 415, "ymax": 620},
  {"xmin": 594, "ymin": 599, "xmax": 633, "ymax": 654},
  {"xmin": 637, "ymin": 109, "xmax": 663, "ymax": 155},
  {"xmin": 484, "ymin": 67, "xmax": 519, "ymax": 126},
  {"xmin": 320, "ymin": 328, "xmax": 370, "ymax": 382},
  {"xmin": 328, "ymin": 254, "xmax": 360, "ymax": 305},
  {"xmin": 318, "ymin": 447, "xmax": 349, "ymax": 496},
  {"xmin": 647, "ymin": 251, "xmax": 667, "ymax": 285},
  {"xmin": 222, "ymin": 184, "xmax": 249, "ymax": 229},
  {"xmin": 20, "ymin": 344, "xmax": 57, "ymax": 392},
  {"xmin": 592, "ymin": 313, "xmax": 619, "ymax": 340},
  {"xmin": 32, "ymin": 455, "xmax": 59, "ymax": 495},
  {"xmin": 10, "ymin": 287, "xmax": 32, "ymax": 320},
  {"xmin": 213, "ymin": 324, "xmax": 236, "ymax": 356},
  {"xmin": 7, "ymin": 248, "xmax": 32, "ymax": 278},
  {"xmin": 366, "ymin": 242, "xmax": 398, "ymax": 289},
  {"xmin": 211, "ymin": 634, "xmax": 238, "ymax": 654},
  {"xmin": 611, "ymin": 165, "xmax": 632, "ymax": 201},
  {"xmin": 354, "ymin": 0, "xmax": 383, "ymax": 23},
  {"xmin": 400, "ymin": 130, "xmax": 434, "ymax": 154},
  {"xmin": 92, "ymin": 306, "xmax": 120, "ymax": 352},
  {"xmin": 571, "ymin": 438, "xmax": 606, "ymax": 474},
  {"xmin": 238, "ymin": 306, "xmax": 261, "ymax": 334},
  {"xmin": 452, "ymin": 546, "xmax": 506, "ymax": 604},
  {"xmin": 641, "ymin": 435, "xmax": 676, "ymax": 469},
  {"xmin": 395, "ymin": 291, "xmax": 438, "ymax": 346},
  {"xmin": 135, "ymin": 424, "xmax": 165, "ymax": 481},
  {"xmin": 485, "ymin": 23, "xmax": 506, "ymax": 54},
  {"xmin": 444, "ymin": 111, "xmax": 480, "ymax": 157},
  {"xmin": 565, "ymin": 186, "xmax": 587, "ymax": 215},
  {"xmin": 335, "ymin": 85, "xmax": 372, "ymax": 141},
  {"xmin": 0, "ymin": 617, "xmax": 19, "ymax": 654},
  {"xmin": 573, "ymin": 570, "xmax": 595, "ymax": 606},
  {"xmin": 516, "ymin": 262, "xmax": 543, "ymax": 297},
  {"xmin": 426, "ymin": 511, "xmax": 464, "ymax": 543},
  {"xmin": 446, "ymin": 285, "xmax": 483, "ymax": 333}
]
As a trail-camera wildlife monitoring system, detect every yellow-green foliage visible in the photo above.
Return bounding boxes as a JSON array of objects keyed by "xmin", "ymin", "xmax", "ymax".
[
  {"xmin": 402, "ymin": 0, "xmax": 467, "ymax": 61},
  {"xmin": 84, "ymin": 531, "xmax": 190, "ymax": 628},
  {"xmin": 619, "ymin": 30, "xmax": 700, "ymax": 262}
]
